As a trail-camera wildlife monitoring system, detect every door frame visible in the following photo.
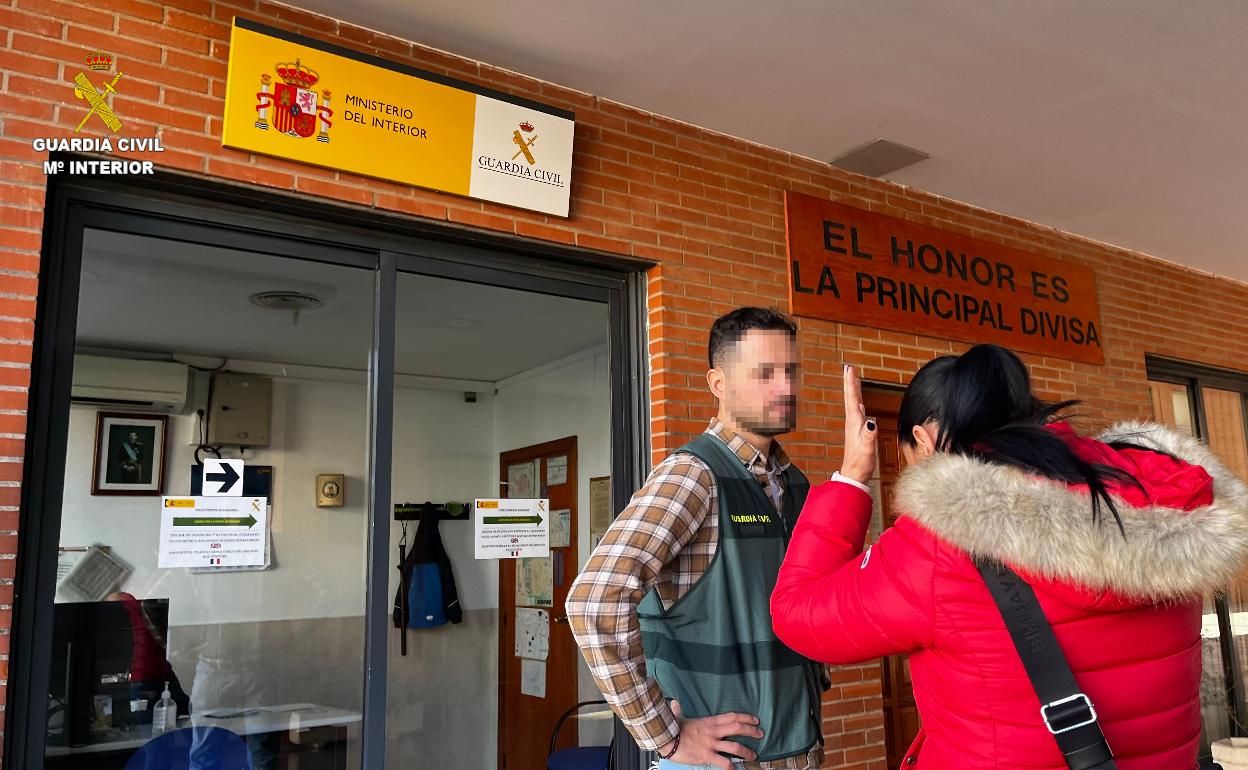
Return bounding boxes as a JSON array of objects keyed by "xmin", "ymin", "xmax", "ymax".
[
  {"xmin": 861, "ymin": 385, "xmax": 914, "ymax": 768},
  {"xmin": 7, "ymin": 166, "xmax": 653, "ymax": 770}
]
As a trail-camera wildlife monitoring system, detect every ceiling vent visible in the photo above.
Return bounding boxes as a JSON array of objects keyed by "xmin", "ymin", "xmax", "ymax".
[
  {"xmin": 249, "ymin": 291, "xmax": 324, "ymax": 312},
  {"xmin": 830, "ymin": 139, "xmax": 929, "ymax": 177}
]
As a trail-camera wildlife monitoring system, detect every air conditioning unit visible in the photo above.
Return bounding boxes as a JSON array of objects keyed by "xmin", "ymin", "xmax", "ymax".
[{"xmin": 71, "ymin": 355, "xmax": 190, "ymax": 413}]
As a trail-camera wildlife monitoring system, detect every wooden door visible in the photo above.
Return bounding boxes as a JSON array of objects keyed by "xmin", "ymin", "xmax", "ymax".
[
  {"xmin": 497, "ymin": 436, "xmax": 579, "ymax": 770},
  {"xmin": 862, "ymin": 389, "xmax": 920, "ymax": 770}
]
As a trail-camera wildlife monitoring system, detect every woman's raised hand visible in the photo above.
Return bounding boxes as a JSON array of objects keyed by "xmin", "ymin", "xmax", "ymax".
[{"xmin": 840, "ymin": 364, "xmax": 878, "ymax": 485}]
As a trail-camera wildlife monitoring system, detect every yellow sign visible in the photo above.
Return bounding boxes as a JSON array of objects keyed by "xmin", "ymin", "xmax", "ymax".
[
  {"xmin": 222, "ymin": 19, "xmax": 575, "ymax": 217},
  {"xmin": 164, "ymin": 499, "xmax": 196, "ymax": 508}
]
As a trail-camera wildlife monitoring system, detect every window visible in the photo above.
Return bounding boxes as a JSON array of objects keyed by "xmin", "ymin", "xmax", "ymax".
[{"xmin": 1147, "ymin": 356, "xmax": 1248, "ymax": 752}]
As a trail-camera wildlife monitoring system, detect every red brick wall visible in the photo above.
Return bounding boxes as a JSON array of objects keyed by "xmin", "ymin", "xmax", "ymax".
[{"xmin": 2, "ymin": 1, "xmax": 1247, "ymax": 767}]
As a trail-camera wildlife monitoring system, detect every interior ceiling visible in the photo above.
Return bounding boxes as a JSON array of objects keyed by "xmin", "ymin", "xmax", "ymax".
[
  {"xmin": 76, "ymin": 229, "xmax": 608, "ymax": 382},
  {"xmin": 285, "ymin": 0, "xmax": 1248, "ymax": 284}
]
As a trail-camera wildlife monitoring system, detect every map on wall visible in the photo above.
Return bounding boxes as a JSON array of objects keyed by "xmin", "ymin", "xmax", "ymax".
[
  {"xmin": 506, "ymin": 460, "xmax": 538, "ymax": 500},
  {"xmin": 516, "ymin": 556, "xmax": 553, "ymax": 607}
]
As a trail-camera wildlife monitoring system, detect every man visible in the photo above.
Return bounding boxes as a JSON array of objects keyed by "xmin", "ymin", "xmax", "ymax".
[
  {"xmin": 118, "ymin": 430, "xmax": 145, "ymax": 484},
  {"xmin": 568, "ymin": 307, "xmax": 832, "ymax": 770}
]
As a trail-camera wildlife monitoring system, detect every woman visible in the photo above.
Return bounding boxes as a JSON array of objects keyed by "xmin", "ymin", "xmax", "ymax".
[{"xmin": 771, "ymin": 344, "xmax": 1248, "ymax": 769}]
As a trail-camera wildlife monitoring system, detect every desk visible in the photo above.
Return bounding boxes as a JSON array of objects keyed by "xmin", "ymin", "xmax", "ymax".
[
  {"xmin": 197, "ymin": 703, "xmax": 362, "ymax": 736},
  {"xmin": 45, "ymin": 703, "xmax": 361, "ymax": 770}
]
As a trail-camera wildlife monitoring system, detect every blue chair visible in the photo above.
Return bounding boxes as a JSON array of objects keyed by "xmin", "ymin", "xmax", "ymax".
[
  {"xmin": 547, "ymin": 700, "xmax": 614, "ymax": 770},
  {"xmin": 125, "ymin": 726, "xmax": 252, "ymax": 770}
]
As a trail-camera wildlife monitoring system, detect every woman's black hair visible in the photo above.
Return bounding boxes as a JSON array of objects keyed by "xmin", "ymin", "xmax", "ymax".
[{"xmin": 898, "ymin": 344, "xmax": 1141, "ymax": 534}]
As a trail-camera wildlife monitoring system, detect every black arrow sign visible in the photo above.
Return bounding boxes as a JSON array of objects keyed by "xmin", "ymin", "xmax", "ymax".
[{"xmin": 206, "ymin": 462, "xmax": 241, "ymax": 495}]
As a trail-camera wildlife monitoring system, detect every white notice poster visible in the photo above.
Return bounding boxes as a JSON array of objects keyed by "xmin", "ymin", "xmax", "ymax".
[
  {"xmin": 521, "ymin": 659, "xmax": 547, "ymax": 698},
  {"xmin": 546, "ymin": 455, "xmax": 568, "ymax": 486},
  {"xmin": 515, "ymin": 607, "xmax": 550, "ymax": 661},
  {"xmin": 475, "ymin": 498, "xmax": 549, "ymax": 560},
  {"xmin": 550, "ymin": 508, "xmax": 571, "ymax": 549},
  {"xmin": 589, "ymin": 476, "xmax": 612, "ymax": 549},
  {"xmin": 159, "ymin": 497, "xmax": 268, "ymax": 568}
]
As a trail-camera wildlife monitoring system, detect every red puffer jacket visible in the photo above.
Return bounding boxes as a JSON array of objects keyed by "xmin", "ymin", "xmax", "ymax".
[{"xmin": 772, "ymin": 422, "xmax": 1248, "ymax": 770}]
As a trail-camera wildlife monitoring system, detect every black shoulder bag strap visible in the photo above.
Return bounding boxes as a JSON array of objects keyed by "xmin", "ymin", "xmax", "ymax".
[{"xmin": 976, "ymin": 558, "xmax": 1118, "ymax": 770}]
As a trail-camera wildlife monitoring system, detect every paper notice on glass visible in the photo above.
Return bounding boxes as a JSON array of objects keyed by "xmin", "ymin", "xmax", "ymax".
[
  {"xmin": 159, "ymin": 497, "xmax": 268, "ymax": 568},
  {"xmin": 546, "ymin": 455, "xmax": 568, "ymax": 486},
  {"xmin": 521, "ymin": 659, "xmax": 547, "ymax": 698},
  {"xmin": 515, "ymin": 607, "xmax": 550, "ymax": 661},
  {"xmin": 475, "ymin": 498, "xmax": 550, "ymax": 560},
  {"xmin": 189, "ymin": 505, "xmax": 275, "ymax": 573},
  {"xmin": 589, "ymin": 476, "xmax": 612, "ymax": 549},
  {"xmin": 516, "ymin": 557, "xmax": 553, "ymax": 607},
  {"xmin": 550, "ymin": 508, "xmax": 571, "ymax": 549}
]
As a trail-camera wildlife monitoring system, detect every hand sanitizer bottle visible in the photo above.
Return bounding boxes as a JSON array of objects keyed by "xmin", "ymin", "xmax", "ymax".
[{"xmin": 150, "ymin": 682, "xmax": 176, "ymax": 736}]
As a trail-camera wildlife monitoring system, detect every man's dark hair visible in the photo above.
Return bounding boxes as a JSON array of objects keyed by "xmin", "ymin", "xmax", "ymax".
[{"xmin": 707, "ymin": 307, "xmax": 797, "ymax": 368}]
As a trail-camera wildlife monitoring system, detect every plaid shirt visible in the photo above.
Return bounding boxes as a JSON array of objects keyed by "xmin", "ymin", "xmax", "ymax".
[{"xmin": 567, "ymin": 419, "xmax": 824, "ymax": 770}]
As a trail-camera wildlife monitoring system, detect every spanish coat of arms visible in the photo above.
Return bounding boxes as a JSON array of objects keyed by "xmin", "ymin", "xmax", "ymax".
[{"xmin": 254, "ymin": 59, "xmax": 333, "ymax": 143}]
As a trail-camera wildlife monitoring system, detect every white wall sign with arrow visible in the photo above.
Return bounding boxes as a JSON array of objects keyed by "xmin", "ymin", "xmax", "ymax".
[
  {"xmin": 474, "ymin": 498, "xmax": 550, "ymax": 560},
  {"xmin": 158, "ymin": 496, "xmax": 268, "ymax": 568},
  {"xmin": 202, "ymin": 459, "xmax": 244, "ymax": 497}
]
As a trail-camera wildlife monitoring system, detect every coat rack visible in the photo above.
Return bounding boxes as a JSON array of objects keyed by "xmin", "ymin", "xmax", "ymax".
[{"xmin": 393, "ymin": 501, "xmax": 472, "ymax": 522}]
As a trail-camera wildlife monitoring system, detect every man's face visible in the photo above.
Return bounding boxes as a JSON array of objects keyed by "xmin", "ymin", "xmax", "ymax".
[
  {"xmin": 716, "ymin": 329, "xmax": 799, "ymax": 437},
  {"xmin": 128, "ymin": 432, "xmax": 138, "ymax": 442}
]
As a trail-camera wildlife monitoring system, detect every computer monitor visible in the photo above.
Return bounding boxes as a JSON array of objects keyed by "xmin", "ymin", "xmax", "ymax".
[{"xmin": 48, "ymin": 598, "xmax": 175, "ymax": 747}]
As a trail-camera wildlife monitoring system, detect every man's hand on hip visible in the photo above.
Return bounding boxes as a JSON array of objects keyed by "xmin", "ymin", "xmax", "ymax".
[{"xmin": 658, "ymin": 700, "xmax": 763, "ymax": 769}]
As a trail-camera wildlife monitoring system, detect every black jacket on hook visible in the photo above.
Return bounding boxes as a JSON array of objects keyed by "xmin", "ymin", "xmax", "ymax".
[{"xmin": 393, "ymin": 509, "xmax": 462, "ymax": 629}]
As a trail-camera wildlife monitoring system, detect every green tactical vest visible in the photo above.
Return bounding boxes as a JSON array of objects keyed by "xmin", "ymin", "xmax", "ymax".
[{"xmin": 638, "ymin": 433, "xmax": 822, "ymax": 762}]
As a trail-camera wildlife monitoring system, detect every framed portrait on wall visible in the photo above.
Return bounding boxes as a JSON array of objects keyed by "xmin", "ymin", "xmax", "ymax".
[{"xmin": 91, "ymin": 412, "xmax": 169, "ymax": 496}]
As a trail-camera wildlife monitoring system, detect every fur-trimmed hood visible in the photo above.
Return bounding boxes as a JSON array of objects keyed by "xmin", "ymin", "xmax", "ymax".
[{"xmin": 893, "ymin": 421, "xmax": 1248, "ymax": 600}]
